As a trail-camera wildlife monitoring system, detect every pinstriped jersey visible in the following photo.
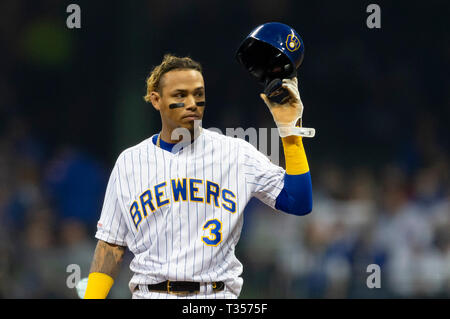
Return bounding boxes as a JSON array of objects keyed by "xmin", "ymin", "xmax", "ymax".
[{"xmin": 95, "ymin": 128, "xmax": 285, "ymax": 297}]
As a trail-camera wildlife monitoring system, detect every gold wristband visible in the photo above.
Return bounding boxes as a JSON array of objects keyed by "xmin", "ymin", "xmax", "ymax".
[
  {"xmin": 84, "ymin": 272, "xmax": 114, "ymax": 299},
  {"xmin": 281, "ymin": 136, "xmax": 310, "ymax": 175}
]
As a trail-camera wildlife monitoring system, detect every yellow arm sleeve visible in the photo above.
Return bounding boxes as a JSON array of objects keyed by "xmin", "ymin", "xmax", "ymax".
[
  {"xmin": 281, "ymin": 136, "xmax": 310, "ymax": 175},
  {"xmin": 83, "ymin": 272, "xmax": 114, "ymax": 299}
]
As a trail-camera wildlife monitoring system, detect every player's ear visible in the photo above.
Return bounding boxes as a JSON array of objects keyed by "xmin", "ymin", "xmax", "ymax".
[{"xmin": 149, "ymin": 91, "xmax": 161, "ymax": 111}]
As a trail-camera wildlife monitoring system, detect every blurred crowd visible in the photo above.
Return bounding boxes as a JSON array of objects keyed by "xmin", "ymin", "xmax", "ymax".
[
  {"xmin": 239, "ymin": 112, "xmax": 450, "ymax": 299},
  {"xmin": 0, "ymin": 0, "xmax": 448, "ymax": 298},
  {"xmin": 239, "ymin": 154, "xmax": 449, "ymax": 298},
  {"xmin": 0, "ymin": 116, "xmax": 135, "ymax": 298}
]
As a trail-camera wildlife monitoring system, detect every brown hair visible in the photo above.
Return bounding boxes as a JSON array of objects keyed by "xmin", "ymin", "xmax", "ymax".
[{"xmin": 144, "ymin": 54, "xmax": 203, "ymax": 102}]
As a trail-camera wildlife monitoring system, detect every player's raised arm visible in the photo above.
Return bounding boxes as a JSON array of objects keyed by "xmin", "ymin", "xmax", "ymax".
[
  {"xmin": 260, "ymin": 77, "xmax": 313, "ymax": 216},
  {"xmin": 83, "ymin": 240, "xmax": 126, "ymax": 299},
  {"xmin": 236, "ymin": 23, "xmax": 314, "ymax": 216}
]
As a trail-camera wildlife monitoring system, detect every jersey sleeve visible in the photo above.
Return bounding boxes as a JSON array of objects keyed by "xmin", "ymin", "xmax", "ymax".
[
  {"xmin": 95, "ymin": 163, "xmax": 128, "ymax": 246},
  {"xmin": 241, "ymin": 140, "xmax": 285, "ymax": 209}
]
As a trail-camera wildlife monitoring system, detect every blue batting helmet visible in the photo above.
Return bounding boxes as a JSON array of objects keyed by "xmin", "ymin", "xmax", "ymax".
[{"xmin": 236, "ymin": 22, "xmax": 305, "ymax": 85}]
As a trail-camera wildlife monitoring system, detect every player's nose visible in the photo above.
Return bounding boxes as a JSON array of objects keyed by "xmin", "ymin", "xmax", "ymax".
[{"xmin": 184, "ymin": 95, "xmax": 197, "ymax": 110}]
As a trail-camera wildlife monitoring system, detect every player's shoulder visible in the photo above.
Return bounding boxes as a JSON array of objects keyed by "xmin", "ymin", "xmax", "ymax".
[{"xmin": 114, "ymin": 136, "xmax": 155, "ymax": 164}]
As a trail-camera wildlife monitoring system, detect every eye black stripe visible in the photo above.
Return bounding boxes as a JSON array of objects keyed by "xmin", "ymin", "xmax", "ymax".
[{"xmin": 169, "ymin": 103, "xmax": 185, "ymax": 109}]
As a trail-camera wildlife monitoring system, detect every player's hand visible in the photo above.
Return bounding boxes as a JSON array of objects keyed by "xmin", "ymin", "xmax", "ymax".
[{"xmin": 260, "ymin": 77, "xmax": 304, "ymax": 126}]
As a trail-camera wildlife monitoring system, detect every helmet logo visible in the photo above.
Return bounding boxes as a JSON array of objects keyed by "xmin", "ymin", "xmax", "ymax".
[{"xmin": 286, "ymin": 34, "xmax": 301, "ymax": 52}]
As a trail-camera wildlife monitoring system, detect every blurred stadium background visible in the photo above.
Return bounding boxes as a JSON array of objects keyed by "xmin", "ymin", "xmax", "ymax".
[{"xmin": 0, "ymin": 0, "xmax": 448, "ymax": 298}]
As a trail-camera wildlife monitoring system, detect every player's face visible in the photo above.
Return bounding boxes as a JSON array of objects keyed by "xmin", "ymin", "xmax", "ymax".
[{"xmin": 151, "ymin": 69, "xmax": 205, "ymax": 138}]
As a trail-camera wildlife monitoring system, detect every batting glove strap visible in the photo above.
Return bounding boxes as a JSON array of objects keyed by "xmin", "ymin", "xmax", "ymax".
[{"xmin": 277, "ymin": 123, "xmax": 316, "ymax": 138}]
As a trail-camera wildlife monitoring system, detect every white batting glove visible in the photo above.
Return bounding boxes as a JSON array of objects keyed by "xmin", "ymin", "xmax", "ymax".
[{"xmin": 260, "ymin": 77, "xmax": 315, "ymax": 138}]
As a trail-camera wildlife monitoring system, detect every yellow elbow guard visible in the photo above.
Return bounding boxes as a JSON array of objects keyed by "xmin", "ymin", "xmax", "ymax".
[
  {"xmin": 281, "ymin": 136, "xmax": 310, "ymax": 175},
  {"xmin": 84, "ymin": 272, "xmax": 114, "ymax": 299}
]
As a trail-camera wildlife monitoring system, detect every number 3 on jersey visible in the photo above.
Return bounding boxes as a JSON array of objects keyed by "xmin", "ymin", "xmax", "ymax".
[{"xmin": 202, "ymin": 219, "xmax": 222, "ymax": 246}]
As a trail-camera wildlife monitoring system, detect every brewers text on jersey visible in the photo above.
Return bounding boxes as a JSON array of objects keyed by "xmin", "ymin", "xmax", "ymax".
[{"xmin": 130, "ymin": 177, "xmax": 237, "ymax": 230}]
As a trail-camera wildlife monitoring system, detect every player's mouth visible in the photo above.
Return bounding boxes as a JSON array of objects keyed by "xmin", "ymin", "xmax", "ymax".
[{"xmin": 181, "ymin": 114, "xmax": 201, "ymax": 121}]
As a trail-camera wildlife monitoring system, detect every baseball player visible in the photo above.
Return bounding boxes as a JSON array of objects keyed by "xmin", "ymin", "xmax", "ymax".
[{"xmin": 83, "ymin": 53, "xmax": 313, "ymax": 299}]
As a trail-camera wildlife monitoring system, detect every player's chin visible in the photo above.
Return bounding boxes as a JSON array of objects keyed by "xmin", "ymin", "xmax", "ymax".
[
  {"xmin": 177, "ymin": 119, "xmax": 201, "ymax": 134},
  {"xmin": 179, "ymin": 117, "xmax": 202, "ymax": 128},
  {"xmin": 180, "ymin": 115, "xmax": 202, "ymax": 123},
  {"xmin": 177, "ymin": 123, "xmax": 192, "ymax": 134}
]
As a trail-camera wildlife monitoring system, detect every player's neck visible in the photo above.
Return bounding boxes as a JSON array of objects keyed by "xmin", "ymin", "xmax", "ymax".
[{"xmin": 159, "ymin": 126, "xmax": 201, "ymax": 144}]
